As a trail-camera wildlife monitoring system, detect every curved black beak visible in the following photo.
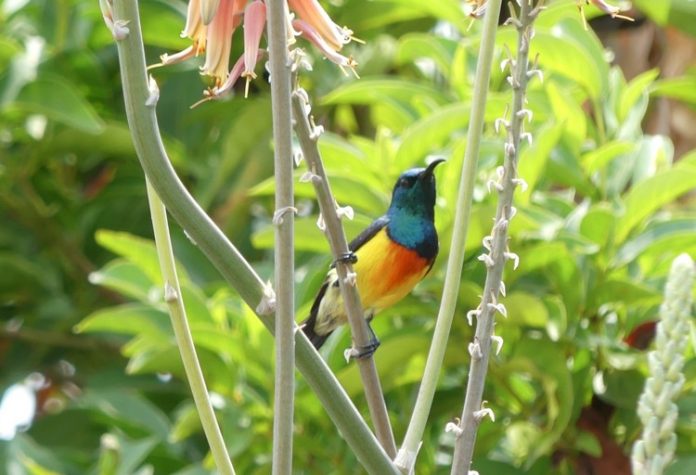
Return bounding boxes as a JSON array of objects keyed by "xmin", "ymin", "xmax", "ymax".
[{"xmin": 419, "ymin": 157, "xmax": 446, "ymax": 180}]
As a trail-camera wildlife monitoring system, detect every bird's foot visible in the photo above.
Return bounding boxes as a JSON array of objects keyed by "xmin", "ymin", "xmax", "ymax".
[
  {"xmin": 354, "ymin": 338, "xmax": 381, "ymax": 359},
  {"xmin": 343, "ymin": 336, "xmax": 381, "ymax": 362},
  {"xmin": 334, "ymin": 251, "xmax": 358, "ymax": 266}
]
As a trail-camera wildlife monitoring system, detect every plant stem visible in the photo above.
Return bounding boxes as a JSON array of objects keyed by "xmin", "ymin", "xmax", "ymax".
[
  {"xmin": 396, "ymin": 0, "xmax": 504, "ymax": 472},
  {"xmin": 145, "ymin": 180, "xmax": 235, "ymax": 475},
  {"xmin": 266, "ymin": 1, "xmax": 295, "ymax": 473},
  {"xmin": 110, "ymin": 1, "xmax": 396, "ymax": 472},
  {"xmin": 451, "ymin": 2, "xmax": 537, "ymax": 473},
  {"xmin": 291, "ymin": 90, "xmax": 397, "ymax": 458}
]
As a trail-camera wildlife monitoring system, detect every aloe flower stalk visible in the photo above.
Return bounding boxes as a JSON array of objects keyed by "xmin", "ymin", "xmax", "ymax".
[{"xmin": 632, "ymin": 254, "xmax": 695, "ymax": 475}]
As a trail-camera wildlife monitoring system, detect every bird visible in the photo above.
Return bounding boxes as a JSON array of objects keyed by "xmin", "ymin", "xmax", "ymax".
[{"xmin": 301, "ymin": 158, "xmax": 445, "ymax": 357}]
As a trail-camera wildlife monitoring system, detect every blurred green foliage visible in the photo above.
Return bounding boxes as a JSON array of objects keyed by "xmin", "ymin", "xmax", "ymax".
[{"xmin": 1, "ymin": 0, "xmax": 696, "ymax": 474}]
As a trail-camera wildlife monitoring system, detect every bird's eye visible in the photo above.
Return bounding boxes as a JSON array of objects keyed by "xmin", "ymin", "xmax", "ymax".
[{"xmin": 399, "ymin": 177, "xmax": 414, "ymax": 188}]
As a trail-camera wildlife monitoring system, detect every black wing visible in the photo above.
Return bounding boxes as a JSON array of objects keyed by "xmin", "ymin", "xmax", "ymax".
[{"xmin": 348, "ymin": 215, "xmax": 389, "ymax": 252}]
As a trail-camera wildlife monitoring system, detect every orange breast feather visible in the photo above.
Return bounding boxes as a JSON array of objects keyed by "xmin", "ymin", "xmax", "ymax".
[{"xmin": 353, "ymin": 227, "xmax": 431, "ymax": 311}]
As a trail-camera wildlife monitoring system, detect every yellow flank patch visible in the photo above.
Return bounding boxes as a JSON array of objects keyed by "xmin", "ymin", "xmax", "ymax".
[
  {"xmin": 354, "ymin": 228, "xmax": 430, "ymax": 311},
  {"xmin": 313, "ymin": 227, "xmax": 432, "ymax": 336}
]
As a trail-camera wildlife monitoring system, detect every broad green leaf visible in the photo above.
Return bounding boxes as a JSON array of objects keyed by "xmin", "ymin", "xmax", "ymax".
[
  {"xmin": 593, "ymin": 279, "xmax": 660, "ymax": 307},
  {"xmin": 498, "ymin": 20, "xmax": 607, "ymax": 99},
  {"xmin": 95, "ymin": 229, "xmax": 189, "ymax": 284},
  {"xmin": 372, "ymin": 96, "xmax": 420, "ymax": 132},
  {"xmin": 616, "ymin": 161, "xmax": 696, "ymax": 243},
  {"xmin": 394, "ymin": 103, "xmax": 469, "ymax": 167},
  {"xmin": 78, "ymin": 388, "xmax": 170, "ymax": 439},
  {"xmin": 8, "ymin": 435, "xmax": 72, "ymax": 475},
  {"xmin": 396, "ymin": 33, "xmax": 457, "ymax": 77},
  {"xmin": 652, "ymin": 75, "xmax": 696, "ymax": 107},
  {"xmin": 613, "ymin": 218, "xmax": 696, "ymax": 268},
  {"xmin": 632, "ymin": 0, "xmax": 669, "ymax": 24},
  {"xmin": 0, "ymin": 36, "xmax": 20, "ymax": 71},
  {"xmin": 111, "ymin": 435, "xmax": 158, "ymax": 475},
  {"xmin": 581, "ymin": 141, "xmax": 635, "ymax": 174},
  {"xmin": 251, "ymin": 215, "xmax": 372, "ymax": 252},
  {"xmin": 575, "ymin": 430, "xmax": 602, "ymax": 457},
  {"xmin": 321, "ymin": 78, "xmax": 450, "ymax": 106},
  {"xmin": 89, "ymin": 259, "xmax": 156, "ymax": 304},
  {"xmin": 598, "ymin": 369, "xmax": 644, "ymax": 410},
  {"xmin": 580, "ymin": 204, "xmax": 615, "ymax": 248},
  {"xmin": 14, "ymin": 75, "xmax": 105, "ymax": 133},
  {"xmin": 502, "ymin": 292, "xmax": 549, "ymax": 327},
  {"xmin": 337, "ymin": 331, "xmax": 430, "ymax": 397},
  {"xmin": 545, "ymin": 81, "xmax": 586, "ymax": 150},
  {"xmin": 250, "ymin": 171, "xmax": 388, "ymax": 212},
  {"xmin": 76, "ymin": 304, "xmax": 171, "ymax": 339},
  {"xmin": 619, "ymin": 68, "xmax": 659, "ymax": 122}
]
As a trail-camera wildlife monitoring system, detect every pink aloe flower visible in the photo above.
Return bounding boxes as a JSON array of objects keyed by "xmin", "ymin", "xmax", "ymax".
[
  {"xmin": 293, "ymin": 19, "xmax": 357, "ymax": 77},
  {"xmin": 588, "ymin": 0, "xmax": 633, "ymax": 19},
  {"xmin": 202, "ymin": 0, "xmax": 246, "ymax": 86},
  {"xmin": 288, "ymin": 0, "xmax": 352, "ymax": 52},
  {"xmin": 157, "ymin": 0, "xmax": 359, "ymax": 102},
  {"xmin": 242, "ymin": 0, "xmax": 266, "ymax": 97},
  {"xmin": 154, "ymin": 0, "xmax": 208, "ymax": 67}
]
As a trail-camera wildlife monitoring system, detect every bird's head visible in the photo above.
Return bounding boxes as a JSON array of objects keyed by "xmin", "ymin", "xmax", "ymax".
[{"xmin": 388, "ymin": 158, "xmax": 445, "ymax": 219}]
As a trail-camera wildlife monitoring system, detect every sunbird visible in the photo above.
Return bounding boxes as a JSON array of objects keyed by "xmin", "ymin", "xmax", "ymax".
[{"xmin": 301, "ymin": 158, "xmax": 445, "ymax": 357}]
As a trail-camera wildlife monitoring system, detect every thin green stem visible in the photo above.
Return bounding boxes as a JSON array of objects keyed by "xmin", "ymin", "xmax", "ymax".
[
  {"xmin": 145, "ymin": 180, "xmax": 235, "ymax": 475},
  {"xmin": 291, "ymin": 89, "xmax": 398, "ymax": 459},
  {"xmin": 109, "ymin": 1, "xmax": 395, "ymax": 472},
  {"xmin": 396, "ymin": 0, "xmax": 504, "ymax": 472},
  {"xmin": 451, "ymin": 1, "xmax": 537, "ymax": 473},
  {"xmin": 266, "ymin": 0, "xmax": 296, "ymax": 473}
]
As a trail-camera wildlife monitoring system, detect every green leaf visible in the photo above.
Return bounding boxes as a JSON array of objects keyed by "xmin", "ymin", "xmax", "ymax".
[
  {"xmin": 581, "ymin": 141, "xmax": 636, "ymax": 174},
  {"xmin": 575, "ymin": 430, "xmax": 602, "ymax": 457},
  {"xmin": 95, "ymin": 230, "xmax": 189, "ymax": 284},
  {"xmin": 652, "ymin": 75, "xmax": 696, "ymax": 107},
  {"xmin": 580, "ymin": 204, "xmax": 615, "ymax": 248},
  {"xmin": 7, "ymin": 435, "xmax": 73, "ymax": 475},
  {"xmin": 598, "ymin": 369, "xmax": 644, "ymax": 410},
  {"xmin": 613, "ymin": 218, "xmax": 696, "ymax": 268},
  {"xmin": 394, "ymin": 103, "xmax": 469, "ymax": 167},
  {"xmin": 396, "ymin": 33, "xmax": 457, "ymax": 77},
  {"xmin": 321, "ymin": 78, "xmax": 450, "ymax": 107},
  {"xmin": 0, "ymin": 36, "xmax": 21, "ymax": 71},
  {"xmin": 251, "ymin": 215, "xmax": 371, "ymax": 252},
  {"xmin": 545, "ymin": 81, "xmax": 586, "ymax": 150},
  {"xmin": 14, "ymin": 75, "xmax": 105, "ymax": 133},
  {"xmin": 502, "ymin": 292, "xmax": 549, "ymax": 327},
  {"xmin": 619, "ymin": 68, "xmax": 659, "ymax": 122},
  {"xmin": 78, "ymin": 388, "xmax": 171, "ymax": 440},
  {"xmin": 499, "ymin": 19, "xmax": 607, "ymax": 100},
  {"xmin": 76, "ymin": 304, "xmax": 171, "ymax": 339},
  {"xmin": 616, "ymin": 161, "xmax": 696, "ymax": 243},
  {"xmin": 632, "ymin": 0, "xmax": 669, "ymax": 24},
  {"xmin": 89, "ymin": 259, "xmax": 156, "ymax": 303}
]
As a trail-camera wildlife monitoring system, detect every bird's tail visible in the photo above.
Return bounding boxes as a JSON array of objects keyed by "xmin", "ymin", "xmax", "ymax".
[{"xmin": 300, "ymin": 312, "xmax": 332, "ymax": 350}]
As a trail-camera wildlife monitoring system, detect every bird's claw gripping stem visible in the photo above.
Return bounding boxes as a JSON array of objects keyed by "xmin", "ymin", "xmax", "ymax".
[
  {"xmin": 334, "ymin": 251, "xmax": 358, "ymax": 266},
  {"xmin": 353, "ymin": 338, "xmax": 381, "ymax": 359}
]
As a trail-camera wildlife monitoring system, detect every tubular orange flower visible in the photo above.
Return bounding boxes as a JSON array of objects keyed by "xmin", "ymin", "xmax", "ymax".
[
  {"xmin": 200, "ymin": 0, "xmax": 221, "ymax": 25},
  {"xmin": 154, "ymin": 0, "xmax": 360, "ymax": 102},
  {"xmin": 288, "ymin": 0, "xmax": 351, "ymax": 51},
  {"xmin": 202, "ymin": 0, "xmax": 245, "ymax": 85},
  {"xmin": 152, "ymin": 0, "xmax": 207, "ymax": 68},
  {"xmin": 293, "ymin": 19, "xmax": 357, "ymax": 77},
  {"xmin": 242, "ymin": 0, "xmax": 266, "ymax": 97}
]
